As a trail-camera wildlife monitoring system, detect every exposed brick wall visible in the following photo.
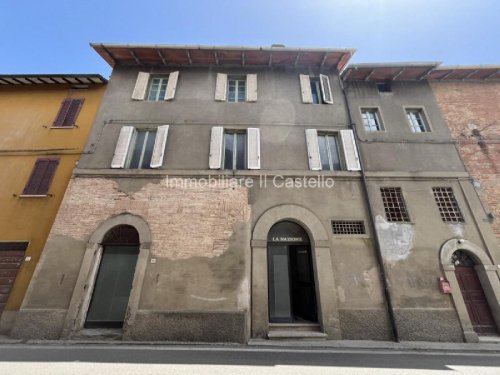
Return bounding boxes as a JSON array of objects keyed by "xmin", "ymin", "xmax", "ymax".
[
  {"xmin": 49, "ymin": 177, "xmax": 251, "ymax": 259},
  {"xmin": 431, "ymin": 81, "xmax": 500, "ymax": 240}
]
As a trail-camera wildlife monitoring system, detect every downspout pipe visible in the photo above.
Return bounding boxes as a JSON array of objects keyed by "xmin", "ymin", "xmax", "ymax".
[{"xmin": 339, "ymin": 78, "xmax": 400, "ymax": 342}]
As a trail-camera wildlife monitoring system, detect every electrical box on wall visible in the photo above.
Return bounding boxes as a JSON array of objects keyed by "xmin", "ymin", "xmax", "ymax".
[{"xmin": 439, "ymin": 277, "xmax": 452, "ymax": 294}]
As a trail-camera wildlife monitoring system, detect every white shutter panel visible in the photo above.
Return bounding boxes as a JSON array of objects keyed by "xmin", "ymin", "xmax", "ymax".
[
  {"xmin": 247, "ymin": 128, "xmax": 261, "ymax": 169},
  {"xmin": 150, "ymin": 125, "xmax": 170, "ymax": 168},
  {"xmin": 305, "ymin": 129, "xmax": 322, "ymax": 170},
  {"xmin": 111, "ymin": 126, "xmax": 134, "ymax": 168},
  {"xmin": 319, "ymin": 74, "xmax": 333, "ymax": 104},
  {"xmin": 215, "ymin": 73, "xmax": 227, "ymax": 101},
  {"xmin": 209, "ymin": 126, "xmax": 224, "ymax": 169},
  {"xmin": 299, "ymin": 74, "xmax": 313, "ymax": 104},
  {"xmin": 164, "ymin": 71, "xmax": 179, "ymax": 101},
  {"xmin": 246, "ymin": 74, "xmax": 258, "ymax": 102},
  {"xmin": 131, "ymin": 72, "xmax": 150, "ymax": 100},
  {"xmin": 340, "ymin": 129, "xmax": 361, "ymax": 171}
]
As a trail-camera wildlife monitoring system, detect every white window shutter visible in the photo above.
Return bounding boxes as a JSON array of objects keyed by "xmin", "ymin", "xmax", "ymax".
[
  {"xmin": 299, "ymin": 74, "xmax": 313, "ymax": 104},
  {"xmin": 111, "ymin": 126, "xmax": 134, "ymax": 168},
  {"xmin": 150, "ymin": 125, "xmax": 170, "ymax": 168},
  {"xmin": 340, "ymin": 129, "xmax": 361, "ymax": 171},
  {"xmin": 131, "ymin": 72, "xmax": 150, "ymax": 100},
  {"xmin": 164, "ymin": 71, "xmax": 179, "ymax": 101},
  {"xmin": 246, "ymin": 74, "xmax": 258, "ymax": 102},
  {"xmin": 209, "ymin": 126, "xmax": 224, "ymax": 169},
  {"xmin": 305, "ymin": 129, "xmax": 322, "ymax": 170},
  {"xmin": 319, "ymin": 74, "xmax": 333, "ymax": 104},
  {"xmin": 215, "ymin": 73, "xmax": 227, "ymax": 101},
  {"xmin": 247, "ymin": 128, "xmax": 261, "ymax": 169}
]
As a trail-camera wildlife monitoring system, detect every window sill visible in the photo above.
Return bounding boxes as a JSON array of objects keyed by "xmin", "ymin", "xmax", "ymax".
[
  {"xmin": 50, "ymin": 125, "xmax": 77, "ymax": 129},
  {"xmin": 19, "ymin": 194, "xmax": 49, "ymax": 198}
]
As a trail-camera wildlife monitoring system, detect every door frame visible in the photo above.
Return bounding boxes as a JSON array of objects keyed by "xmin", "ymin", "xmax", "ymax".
[
  {"xmin": 61, "ymin": 213, "xmax": 151, "ymax": 338},
  {"xmin": 440, "ymin": 238, "xmax": 500, "ymax": 342},
  {"xmin": 251, "ymin": 205, "xmax": 341, "ymax": 339}
]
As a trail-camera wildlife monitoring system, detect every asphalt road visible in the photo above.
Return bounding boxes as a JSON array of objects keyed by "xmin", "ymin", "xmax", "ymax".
[{"xmin": 0, "ymin": 344, "xmax": 499, "ymax": 374}]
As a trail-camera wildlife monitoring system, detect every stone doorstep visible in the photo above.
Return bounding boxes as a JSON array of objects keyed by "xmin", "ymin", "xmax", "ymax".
[
  {"xmin": 268, "ymin": 323, "xmax": 322, "ymax": 332},
  {"xmin": 478, "ymin": 335, "xmax": 500, "ymax": 344},
  {"xmin": 267, "ymin": 330, "xmax": 328, "ymax": 340}
]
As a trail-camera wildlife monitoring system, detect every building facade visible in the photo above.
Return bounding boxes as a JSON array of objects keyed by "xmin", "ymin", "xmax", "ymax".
[
  {"xmin": 10, "ymin": 46, "xmax": 500, "ymax": 343},
  {"xmin": 0, "ymin": 75, "xmax": 107, "ymax": 333}
]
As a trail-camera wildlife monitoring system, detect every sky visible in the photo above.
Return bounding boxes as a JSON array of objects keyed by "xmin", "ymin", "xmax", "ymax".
[{"xmin": 1, "ymin": 0, "xmax": 499, "ymax": 77}]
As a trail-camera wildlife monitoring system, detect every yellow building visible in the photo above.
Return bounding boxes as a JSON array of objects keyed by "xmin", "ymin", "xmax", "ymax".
[{"xmin": 0, "ymin": 75, "xmax": 107, "ymax": 333}]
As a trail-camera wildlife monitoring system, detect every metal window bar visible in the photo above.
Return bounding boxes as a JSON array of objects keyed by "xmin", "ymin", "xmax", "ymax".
[
  {"xmin": 380, "ymin": 187, "xmax": 411, "ymax": 222},
  {"xmin": 331, "ymin": 221, "xmax": 366, "ymax": 235},
  {"xmin": 432, "ymin": 187, "xmax": 464, "ymax": 223}
]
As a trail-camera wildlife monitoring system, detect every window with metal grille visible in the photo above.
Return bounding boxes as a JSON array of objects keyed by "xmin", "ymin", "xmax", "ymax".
[
  {"xmin": 331, "ymin": 221, "xmax": 366, "ymax": 235},
  {"xmin": 52, "ymin": 98, "xmax": 84, "ymax": 127},
  {"xmin": 380, "ymin": 187, "xmax": 410, "ymax": 222},
  {"xmin": 432, "ymin": 187, "xmax": 464, "ymax": 223}
]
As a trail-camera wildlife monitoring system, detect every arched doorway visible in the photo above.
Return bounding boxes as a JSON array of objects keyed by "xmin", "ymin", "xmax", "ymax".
[
  {"xmin": 267, "ymin": 221, "xmax": 317, "ymax": 323},
  {"xmin": 84, "ymin": 225, "xmax": 140, "ymax": 328},
  {"xmin": 452, "ymin": 250, "xmax": 498, "ymax": 335}
]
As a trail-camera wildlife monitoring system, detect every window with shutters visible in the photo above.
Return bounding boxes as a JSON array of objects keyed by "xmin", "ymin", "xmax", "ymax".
[
  {"xmin": 147, "ymin": 76, "xmax": 169, "ymax": 101},
  {"xmin": 300, "ymin": 74, "xmax": 333, "ymax": 104},
  {"xmin": 380, "ymin": 187, "xmax": 411, "ymax": 222},
  {"xmin": 406, "ymin": 108, "xmax": 430, "ymax": 133},
  {"xmin": 21, "ymin": 158, "xmax": 59, "ymax": 196},
  {"xmin": 361, "ymin": 108, "xmax": 384, "ymax": 132},
  {"xmin": 126, "ymin": 130, "xmax": 158, "ymax": 169},
  {"xmin": 317, "ymin": 133, "xmax": 343, "ymax": 170},
  {"xmin": 52, "ymin": 98, "xmax": 84, "ymax": 127},
  {"xmin": 223, "ymin": 131, "xmax": 247, "ymax": 170},
  {"xmin": 227, "ymin": 77, "xmax": 246, "ymax": 103}
]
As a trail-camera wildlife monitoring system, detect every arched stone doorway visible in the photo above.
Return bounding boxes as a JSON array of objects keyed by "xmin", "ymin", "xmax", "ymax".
[
  {"xmin": 440, "ymin": 238, "xmax": 500, "ymax": 342},
  {"xmin": 84, "ymin": 225, "xmax": 140, "ymax": 328},
  {"xmin": 251, "ymin": 204, "xmax": 341, "ymax": 340},
  {"xmin": 267, "ymin": 221, "xmax": 317, "ymax": 323},
  {"xmin": 62, "ymin": 213, "xmax": 151, "ymax": 338}
]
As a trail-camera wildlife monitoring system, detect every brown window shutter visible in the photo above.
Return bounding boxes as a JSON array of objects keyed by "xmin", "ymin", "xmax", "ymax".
[
  {"xmin": 22, "ymin": 158, "xmax": 60, "ymax": 195},
  {"xmin": 52, "ymin": 98, "xmax": 84, "ymax": 127}
]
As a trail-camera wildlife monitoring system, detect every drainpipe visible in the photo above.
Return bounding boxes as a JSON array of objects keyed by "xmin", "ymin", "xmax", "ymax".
[{"xmin": 339, "ymin": 78, "xmax": 399, "ymax": 342}]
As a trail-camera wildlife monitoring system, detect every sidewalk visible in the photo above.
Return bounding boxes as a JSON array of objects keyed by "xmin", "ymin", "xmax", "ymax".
[{"xmin": 1, "ymin": 334, "xmax": 499, "ymax": 354}]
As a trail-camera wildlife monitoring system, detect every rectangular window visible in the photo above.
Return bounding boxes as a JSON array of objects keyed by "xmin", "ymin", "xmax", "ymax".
[
  {"xmin": 22, "ymin": 158, "xmax": 59, "ymax": 196},
  {"xmin": 317, "ymin": 133, "xmax": 342, "ymax": 170},
  {"xmin": 406, "ymin": 109, "xmax": 430, "ymax": 133},
  {"xmin": 52, "ymin": 98, "xmax": 84, "ymax": 127},
  {"xmin": 127, "ymin": 130, "xmax": 157, "ymax": 169},
  {"xmin": 227, "ymin": 78, "xmax": 246, "ymax": 102},
  {"xmin": 332, "ymin": 221, "xmax": 366, "ymax": 235},
  {"xmin": 380, "ymin": 187, "xmax": 410, "ymax": 222},
  {"xmin": 223, "ymin": 131, "xmax": 247, "ymax": 169},
  {"xmin": 361, "ymin": 109, "xmax": 383, "ymax": 132},
  {"xmin": 310, "ymin": 78, "xmax": 322, "ymax": 104},
  {"xmin": 147, "ymin": 76, "xmax": 169, "ymax": 101},
  {"xmin": 432, "ymin": 187, "xmax": 464, "ymax": 223},
  {"xmin": 376, "ymin": 81, "xmax": 391, "ymax": 93}
]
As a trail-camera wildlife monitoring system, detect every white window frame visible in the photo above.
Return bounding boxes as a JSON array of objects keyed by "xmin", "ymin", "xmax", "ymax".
[
  {"xmin": 227, "ymin": 77, "xmax": 247, "ymax": 103},
  {"xmin": 317, "ymin": 132, "xmax": 344, "ymax": 171},
  {"xmin": 223, "ymin": 130, "xmax": 247, "ymax": 170},
  {"xmin": 147, "ymin": 76, "xmax": 169, "ymax": 101},
  {"xmin": 361, "ymin": 108, "xmax": 384, "ymax": 132},
  {"xmin": 126, "ymin": 129, "xmax": 158, "ymax": 169},
  {"xmin": 405, "ymin": 108, "xmax": 431, "ymax": 133}
]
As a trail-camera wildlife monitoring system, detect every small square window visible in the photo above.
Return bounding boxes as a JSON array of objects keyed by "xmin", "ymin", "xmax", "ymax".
[
  {"xmin": 361, "ymin": 108, "xmax": 383, "ymax": 132},
  {"xmin": 147, "ymin": 76, "xmax": 169, "ymax": 101},
  {"xmin": 317, "ymin": 133, "xmax": 343, "ymax": 170},
  {"xmin": 432, "ymin": 187, "xmax": 464, "ymax": 223},
  {"xmin": 127, "ymin": 130, "xmax": 157, "ymax": 169},
  {"xmin": 376, "ymin": 81, "xmax": 392, "ymax": 93},
  {"xmin": 380, "ymin": 187, "xmax": 410, "ymax": 222},
  {"xmin": 227, "ymin": 78, "xmax": 246, "ymax": 103},
  {"xmin": 223, "ymin": 131, "xmax": 247, "ymax": 169},
  {"xmin": 406, "ymin": 109, "xmax": 430, "ymax": 133}
]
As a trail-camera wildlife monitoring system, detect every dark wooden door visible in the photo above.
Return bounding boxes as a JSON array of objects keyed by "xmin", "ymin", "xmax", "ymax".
[
  {"xmin": 455, "ymin": 266, "xmax": 498, "ymax": 335},
  {"xmin": 0, "ymin": 250, "xmax": 25, "ymax": 315},
  {"xmin": 289, "ymin": 245, "xmax": 317, "ymax": 322}
]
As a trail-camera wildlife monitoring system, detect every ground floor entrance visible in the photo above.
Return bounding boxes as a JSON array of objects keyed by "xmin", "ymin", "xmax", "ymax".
[{"xmin": 267, "ymin": 221, "xmax": 317, "ymax": 324}]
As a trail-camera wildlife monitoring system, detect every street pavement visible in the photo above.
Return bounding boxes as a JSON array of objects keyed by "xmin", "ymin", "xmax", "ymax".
[{"xmin": 0, "ymin": 344, "xmax": 499, "ymax": 374}]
